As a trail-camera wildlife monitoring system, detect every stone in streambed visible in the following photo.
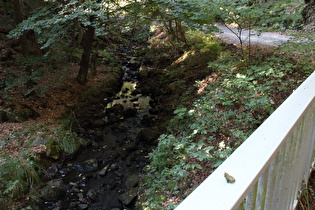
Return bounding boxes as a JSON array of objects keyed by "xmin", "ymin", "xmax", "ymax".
[
  {"xmin": 125, "ymin": 174, "xmax": 139, "ymax": 189},
  {"xmin": 136, "ymin": 128, "xmax": 161, "ymax": 144},
  {"xmin": 47, "ymin": 179, "xmax": 64, "ymax": 188},
  {"xmin": 45, "ymin": 139, "xmax": 61, "ymax": 160},
  {"xmin": 99, "ymin": 164, "xmax": 110, "ymax": 176},
  {"xmin": 101, "ymin": 133, "xmax": 119, "ymax": 147},
  {"xmin": 40, "ymin": 185, "xmax": 65, "ymax": 201},
  {"xmin": 141, "ymin": 115, "xmax": 158, "ymax": 126},
  {"xmin": 119, "ymin": 188, "xmax": 137, "ymax": 205},
  {"xmin": 87, "ymin": 188, "xmax": 97, "ymax": 200},
  {"xmin": 69, "ymin": 202, "xmax": 79, "ymax": 208},
  {"xmin": 78, "ymin": 204, "xmax": 89, "ymax": 209},
  {"xmin": 81, "ymin": 159, "xmax": 98, "ymax": 172}
]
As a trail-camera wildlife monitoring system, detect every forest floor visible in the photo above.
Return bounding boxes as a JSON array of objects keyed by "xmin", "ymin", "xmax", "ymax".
[{"xmin": 0, "ymin": 63, "xmax": 113, "ymax": 158}]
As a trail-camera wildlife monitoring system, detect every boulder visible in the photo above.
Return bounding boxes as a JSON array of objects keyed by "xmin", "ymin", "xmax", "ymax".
[
  {"xmin": 40, "ymin": 185, "xmax": 65, "ymax": 201},
  {"xmin": 136, "ymin": 128, "xmax": 160, "ymax": 144},
  {"xmin": 0, "ymin": 110, "xmax": 16, "ymax": 123},
  {"xmin": 47, "ymin": 179, "xmax": 64, "ymax": 188},
  {"xmin": 45, "ymin": 140, "xmax": 61, "ymax": 160},
  {"xmin": 125, "ymin": 174, "xmax": 139, "ymax": 189},
  {"xmin": 81, "ymin": 159, "xmax": 99, "ymax": 172},
  {"xmin": 87, "ymin": 188, "xmax": 97, "ymax": 200},
  {"xmin": 0, "ymin": 110, "xmax": 8, "ymax": 122},
  {"xmin": 141, "ymin": 115, "xmax": 158, "ymax": 126},
  {"xmin": 118, "ymin": 188, "xmax": 137, "ymax": 206},
  {"xmin": 14, "ymin": 104, "xmax": 40, "ymax": 122},
  {"xmin": 101, "ymin": 133, "xmax": 119, "ymax": 147}
]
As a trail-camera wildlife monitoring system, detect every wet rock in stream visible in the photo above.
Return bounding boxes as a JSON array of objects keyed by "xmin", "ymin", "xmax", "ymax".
[{"xmin": 118, "ymin": 188, "xmax": 138, "ymax": 206}]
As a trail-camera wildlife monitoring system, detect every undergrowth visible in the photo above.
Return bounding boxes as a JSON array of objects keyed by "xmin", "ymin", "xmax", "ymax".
[
  {"xmin": 137, "ymin": 36, "xmax": 313, "ymax": 209},
  {"xmin": 0, "ymin": 122, "xmax": 86, "ymax": 208}
]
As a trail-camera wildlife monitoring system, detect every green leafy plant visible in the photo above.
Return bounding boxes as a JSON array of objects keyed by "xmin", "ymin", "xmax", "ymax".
[
  {"xmin": 0, "ymin": 151, "xmax": 42, "ymax": 208},
  {"xmin": 138, "ymin": 41, "xmax": 312, "ymax": 209}
]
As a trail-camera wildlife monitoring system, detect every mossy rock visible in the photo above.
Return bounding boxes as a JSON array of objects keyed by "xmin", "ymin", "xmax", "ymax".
[
  {"xmin": 0, "ymin": 110, "xmax": 17, "ymax": 123},
  {"xmin": 13, "ymin": 104, "xmax": 40, "ymax": 122},
  {"xmin": 45, "ymin": 139, "xmax": 61, "ymax": 160},
  {"xmin": 0, "ymin": 110, "xmax": 8, "ymax": 122},
  {"xmin": 40, "ymin": 185, "xmax": 66, "ymax": 201}
]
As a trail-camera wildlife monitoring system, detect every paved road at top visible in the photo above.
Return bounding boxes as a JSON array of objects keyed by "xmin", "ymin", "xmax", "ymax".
[{"xmin": 213, "ymin": 23, "xmax": 293, "ymax": 47}]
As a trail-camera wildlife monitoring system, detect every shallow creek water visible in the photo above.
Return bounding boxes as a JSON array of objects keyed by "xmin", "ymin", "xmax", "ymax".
[{"xmin": 41, "ymin": 48, "xmax": 158, "ymax": 210}]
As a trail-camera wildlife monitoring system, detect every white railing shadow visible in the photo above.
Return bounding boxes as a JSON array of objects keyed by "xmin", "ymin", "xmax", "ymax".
[{"xmin": 176, "ymin": 71, "xmax": 315, "ymax": 210}]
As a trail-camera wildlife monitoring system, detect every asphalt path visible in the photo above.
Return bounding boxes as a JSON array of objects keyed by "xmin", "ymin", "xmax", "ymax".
[{"xmin": 213, "ymin": 23, "xmax": 293, "ymax": 47}]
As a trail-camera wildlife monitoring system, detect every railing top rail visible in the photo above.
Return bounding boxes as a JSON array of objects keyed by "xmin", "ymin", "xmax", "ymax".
[{"xmin": 176, "ymin": 71, "xmax": 315, "ymax": 210}]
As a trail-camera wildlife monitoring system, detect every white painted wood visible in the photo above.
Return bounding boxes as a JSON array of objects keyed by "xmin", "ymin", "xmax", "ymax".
[{"xmin": 175, "ymin": 71, "xmax": 315, "ymax": 210}]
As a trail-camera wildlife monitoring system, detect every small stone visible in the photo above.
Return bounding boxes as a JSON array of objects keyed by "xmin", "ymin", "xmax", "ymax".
[
  {"xmin": 119, "ymin": 188, "xmax": 138, "ymax": 205},
  {"xmin": 45, "ymin": 164, "xmax": 59, "ymax": 177},
  {"xmin": 47, "ymin": 179, "xmax": 64, "ymax": 188},
  {"xmin": 82, "ymin": 159, "xmax": 98, "ymax": 171},
  {"xmin": 78, "ymin": 204, "xmax": 88, "ymax": 209},
  {"xmin": 77, "ymin": 193, "xmax": 84, "ymax": 199},
  {"xmin": 99, "ymin": 164, "xmax": 110, "ymax": 176},
  {"xmin": 87, "ymin": 189, "xmax": 97, "ymax": 200},
  {"xmin": 70, "ymin": 186, "xmax": 80, "ymax": 193},
  {"xmin": 69, "ymin": 202, "xmax": 79, "ymax": 208},
  {"xmin": 69, "ymin": 182, "xmax": 78, "ymax": 187},
  {"xmin": 110, "ymin": 163, "xmax": 118, "ymax": 170}
]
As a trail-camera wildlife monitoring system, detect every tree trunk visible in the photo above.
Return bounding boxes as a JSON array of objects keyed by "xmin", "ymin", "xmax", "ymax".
[
  {"xmin": 76, "ymin": 25, "xmax": 95, "ymax": 85},
  {"xmin": 90, "ymin": 51, "xmax": 97, "ymax": 76},
  {"xmin": 12, "ymin": 0, "xmax": 30, "ymax": 55}
]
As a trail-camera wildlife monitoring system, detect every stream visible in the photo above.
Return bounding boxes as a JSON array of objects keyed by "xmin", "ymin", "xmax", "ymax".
[{"xmin": 39, "ymin": 46, "xmax": 161, "ymax": 210}]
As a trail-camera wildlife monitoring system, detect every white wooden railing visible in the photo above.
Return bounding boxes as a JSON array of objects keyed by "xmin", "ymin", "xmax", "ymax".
[{"xmin": 176, "ymin": 71, "xmax": 315, "ymax": 210}]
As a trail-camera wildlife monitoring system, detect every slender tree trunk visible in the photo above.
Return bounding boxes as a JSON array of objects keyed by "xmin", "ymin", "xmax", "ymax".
[
  {"xmin": 90, "ymin": 51, "xmax": 97, "ymax": 76},
  {"xmin": 13, "ymin": 0, "xmax": 30, "ymax": 55},
  {"xmin": 176, "ymin": 20, "xmax": 187, "ymax": 44},
  {"xmin": 77, "ymin": 25, "xmax": 95, "ymax": 85}
]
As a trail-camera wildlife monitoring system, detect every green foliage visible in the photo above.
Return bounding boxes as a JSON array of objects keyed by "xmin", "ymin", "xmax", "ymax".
[
  {"xmin": 0, "ymin": 122, "xmax": 86, "ymax": 207},
  {"xmin": 259, "ymin": 0, "xmax": 304, "ymax": 30},
  {"xmin": 1, "ymin": 55, "xmax": 65, "ymax": 99},
  {"xmin": 8, "ymin": 0, "xmax": 142, "ymax": 50},
  {"xmin": 214, "ymin": 0, "xmax": 304, "ymax": 31},
  {"xmin": 186, "ymin": 30, "xmax": 219, "ymax": 50},
  {"xmin": 50, "ymin": 128, "xmax": 86, "ymax": 155},
  {"xmin": 150, "ymin": 0, "xmax": 216, "ymax": 26},
  {"xmin": 138, "ymin": 45, "xmax": 312, "ymax": 208},
  {"xmin": 0, "ymin": 151, "xmax": 42, "ymax": 208},
  {"xmin": 10, "ymin": 122, "xmax": 86, "ymax": 156}
]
